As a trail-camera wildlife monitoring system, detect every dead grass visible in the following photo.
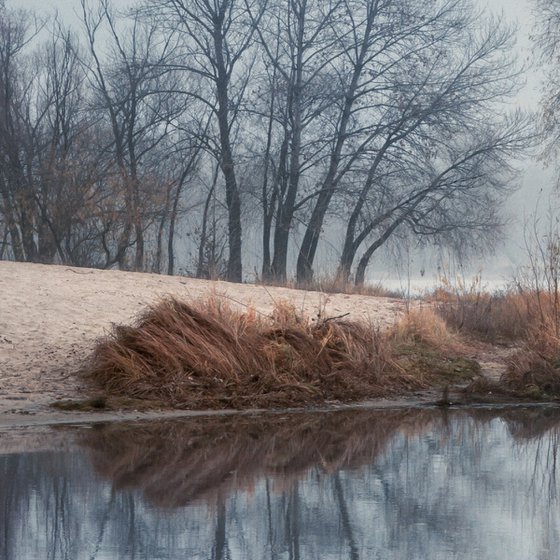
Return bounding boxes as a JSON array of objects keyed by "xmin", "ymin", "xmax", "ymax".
[
  {"xmin": 259, "ymin": 274, "xmax": 402, "ymax": 298},
  {"xmin": 86, "ymin": 297, "xmax": 424, "ymax": 409},
  {"xmin": 497, "ymin": 325, "xmax": 560, "ymax": 399},
  {"xmin": 461, "ymin": 316, "xmax": 560, "ymax": 402},
  {"xmin": 84, "ymin": 296, "xmax": 483, "ymax": 409},
  {"xmin": 391, "ymin": 307, "xmax": 463, "ymax": 352},
  {"xmin": 432, "ymin": 288, "xmax": 532, "ymax": 342}
]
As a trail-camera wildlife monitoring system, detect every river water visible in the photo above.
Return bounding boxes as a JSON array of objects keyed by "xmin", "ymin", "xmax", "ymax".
[{"xmin": 1, "ymin": 407, "xmax": 559, "ymax": 560}]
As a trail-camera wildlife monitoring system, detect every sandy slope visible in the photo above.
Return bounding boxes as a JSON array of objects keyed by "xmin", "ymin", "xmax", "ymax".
[{"xmin": 0, "ymin": 261, "xmax": 408, "ymax": 416}]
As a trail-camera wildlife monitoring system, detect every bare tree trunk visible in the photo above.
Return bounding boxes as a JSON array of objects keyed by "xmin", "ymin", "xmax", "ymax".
[
  {"xmin": 260, "ymin": 70, "xmax": 279, "ymax": 281},
  {"xmin": 269, "ymin": 2, "xmax": 306, "ymax": 283},
  {"xmin": 0, "ymin": 192, "xmax": 23, "ymax": 260},
  {"xmin": 196, "ymin": 170, "xmax": 218, "ymax": 279},
  {"xmin": 213, "ymin": 15, "xmax": 243, "ymax": 282},
  {"xmin": 154, "ymin": 211, "xmax": 166, "ymax": 273},
  {"xmin": 296, "ymin": 4, "xmax": 376, "ymax": 283},
  {"xmin": 0, "ymin": 225, "xmax": 7, "ymax": 259},
  {"xmin": 354, "ymin": 216, "xmax": 408, "ymax": 285}
]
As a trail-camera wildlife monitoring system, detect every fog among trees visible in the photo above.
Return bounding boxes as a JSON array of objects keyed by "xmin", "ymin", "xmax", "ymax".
[{"xmin": 0, "ymin": 0, "xmax": 541, "ymax": 284}]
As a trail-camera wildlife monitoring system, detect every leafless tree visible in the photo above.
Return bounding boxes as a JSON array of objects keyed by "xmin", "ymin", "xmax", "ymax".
[
  {"xmin": 145, "ymin": 0, "xmax": 268, "ymax": 282},
  {"xmin": 0, "ymin": 0, "xmax": 534, "ymax": 286},
  {"xmin": 296, "ymin": 0, "xmax": 530, "ymax": 283},
  {"xmin": 80, "ymin": 0, "xmax": 182, "ymax": 270},
  {"xmin": 0, "ymin": 5, "xmax": 41, "ymax": 261},
  {"xmin": 247, "ymin": 0, "xmax": 346, "ymax": 282},
  {"xmin": 533, "ymin": 0, "xmax": 560, "ymax": 165}
]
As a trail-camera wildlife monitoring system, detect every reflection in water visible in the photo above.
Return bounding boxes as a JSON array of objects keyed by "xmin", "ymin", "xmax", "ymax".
[{"xmin": 1, "ymin": 407, "xmax": 560, "ymax": 559}]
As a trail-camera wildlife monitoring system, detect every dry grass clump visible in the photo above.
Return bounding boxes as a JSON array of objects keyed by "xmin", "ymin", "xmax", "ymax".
[
  {"xmin": 432, "ymin": 287, "xmax": 531, "ymax": 342},
  {"xmin": 391, "ymin": 307, "xmax": 462, "ymax": 352},
  {"xmin": 498, "ymin": 325, "xmax": 560, "ymax": 399},
  {"xmin": 462, "ymin": 316, "xmax": 560, "ymax": 401},
  {"xmin": 86, "ymin": 297, "xmax": 422, "ymax": 409}
]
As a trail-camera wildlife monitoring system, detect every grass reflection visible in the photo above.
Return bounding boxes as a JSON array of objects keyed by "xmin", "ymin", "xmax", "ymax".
[{"xmin": 80, "ymin": 407, "xmax": 560, "ymax": 509}]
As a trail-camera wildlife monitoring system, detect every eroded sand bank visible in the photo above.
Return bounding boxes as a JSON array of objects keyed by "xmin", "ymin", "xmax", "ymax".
[{"xmin": 0, "ymin": 261, "xmax": 407, "ymax": 420}]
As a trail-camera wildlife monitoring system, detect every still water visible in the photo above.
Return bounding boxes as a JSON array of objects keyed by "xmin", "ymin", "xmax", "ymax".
[{"xmin": 1, "ymin": 407, "xmax": 559, "ymax": 560}]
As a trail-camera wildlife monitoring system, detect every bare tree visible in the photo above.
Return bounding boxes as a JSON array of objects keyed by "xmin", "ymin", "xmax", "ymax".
[
  {"xmin": 297, "ymin": 0, "xmax": 530, "ymax": 283},
  {"xmin": 533, "ymin": 0, "xmax": 560, "ymax": 166},
  {"xmin": 0, "ymin": 5, "xmax": 41, "ymax": 261},
  {"xmin": 246, "ymin": 0, "xmax": 347, "ymax": 282},
  {"xmin": 352, "ymin": 114, "xmax": 531, "ymax": 284},
  {"xmin": 145, "ymin": 0, "xmax": 267, "ymax": 282},
  {"xmin": 80, "ymin": 0, "xmax": 181, "ymax": 270}
]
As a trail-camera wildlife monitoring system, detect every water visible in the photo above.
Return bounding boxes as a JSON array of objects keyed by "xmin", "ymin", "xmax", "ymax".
[{"xmin": 1, "ymin": 407, "xmax": 559, "ymax": 560}]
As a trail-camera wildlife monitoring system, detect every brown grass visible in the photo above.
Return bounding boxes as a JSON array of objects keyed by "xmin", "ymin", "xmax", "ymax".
[
  {"xmin": 497, "ymin": 325, "xmax": 560, "ymax": 399},
  {"xmin": 391, "ymin": 307, "xmax": 463, "ymax": 352},
  {"xmin": 389, "ymin": 307, "xmax": 480, "ymax": 384},
  {"xmin": 259, "ymin": 274, "xmax": 402, "ymax": 298},
  {"xmin": 432, "ymin": 288, "xmax": 532, "ymax": 342},
  {"xmin": 86, "ymin": 297, "xmax": 424, "ymax": 409}
]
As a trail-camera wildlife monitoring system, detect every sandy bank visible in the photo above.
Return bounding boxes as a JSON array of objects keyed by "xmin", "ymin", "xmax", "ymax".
[{"xmin": 0, "ymin": 261, "xmax": 408, "ymax": 418}]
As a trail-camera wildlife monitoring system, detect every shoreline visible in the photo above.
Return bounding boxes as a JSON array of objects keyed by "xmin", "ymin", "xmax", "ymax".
[
  {"xmin": 0, "ymin": 396, "xmax": 558, "ymax": 430},
  {"xmin": 0, "ymin": 261, "xmax": 408, "ymax": 418},
  {"xmin": 2, "ymin": 260, "xmax": 556, "ymax": 427}
]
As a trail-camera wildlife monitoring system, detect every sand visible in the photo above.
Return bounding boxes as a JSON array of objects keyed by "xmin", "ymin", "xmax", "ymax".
[{"xmin": 0, "ymin": 261, "xmax": 408, "ymax": 419}]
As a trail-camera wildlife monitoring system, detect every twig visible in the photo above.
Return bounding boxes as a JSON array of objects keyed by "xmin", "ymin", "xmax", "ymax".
[
  {"xmin": 66, "ymin": 268, "xmax": 95, "ymax": 274},
  {"xmin": 321, "ymin": 312, "xmax": 350, "ymax": 323}
]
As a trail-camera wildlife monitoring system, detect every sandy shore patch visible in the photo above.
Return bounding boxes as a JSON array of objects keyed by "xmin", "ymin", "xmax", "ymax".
[{"xmin": 0, "ymin": 261, "xmax": 408, "ymax": 417}]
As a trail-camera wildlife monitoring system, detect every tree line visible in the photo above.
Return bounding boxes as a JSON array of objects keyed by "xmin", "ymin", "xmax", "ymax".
[{"xmin": 0, "ymin": 0, "xmax": 534, "ymax": 284}]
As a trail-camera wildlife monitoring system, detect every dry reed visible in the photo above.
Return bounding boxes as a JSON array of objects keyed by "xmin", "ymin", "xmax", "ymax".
[{"xmin": 86, "ymin": 297, "xmax": 423, "ymax": 409}]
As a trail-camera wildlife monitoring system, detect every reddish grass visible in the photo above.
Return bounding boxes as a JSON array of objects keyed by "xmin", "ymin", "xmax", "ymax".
[
  {"xmin": 86, "ymin": 297, "xmax": 424, "ymax": 409},
  {"xmin": 432, "ymin": 289, "xmax": 532, "ymax": 342}
]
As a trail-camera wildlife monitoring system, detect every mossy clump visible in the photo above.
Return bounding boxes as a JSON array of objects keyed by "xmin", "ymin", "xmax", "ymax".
[{"xmin": 395, "ymin": 342, "xmax": 480, "ymax": 385}]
